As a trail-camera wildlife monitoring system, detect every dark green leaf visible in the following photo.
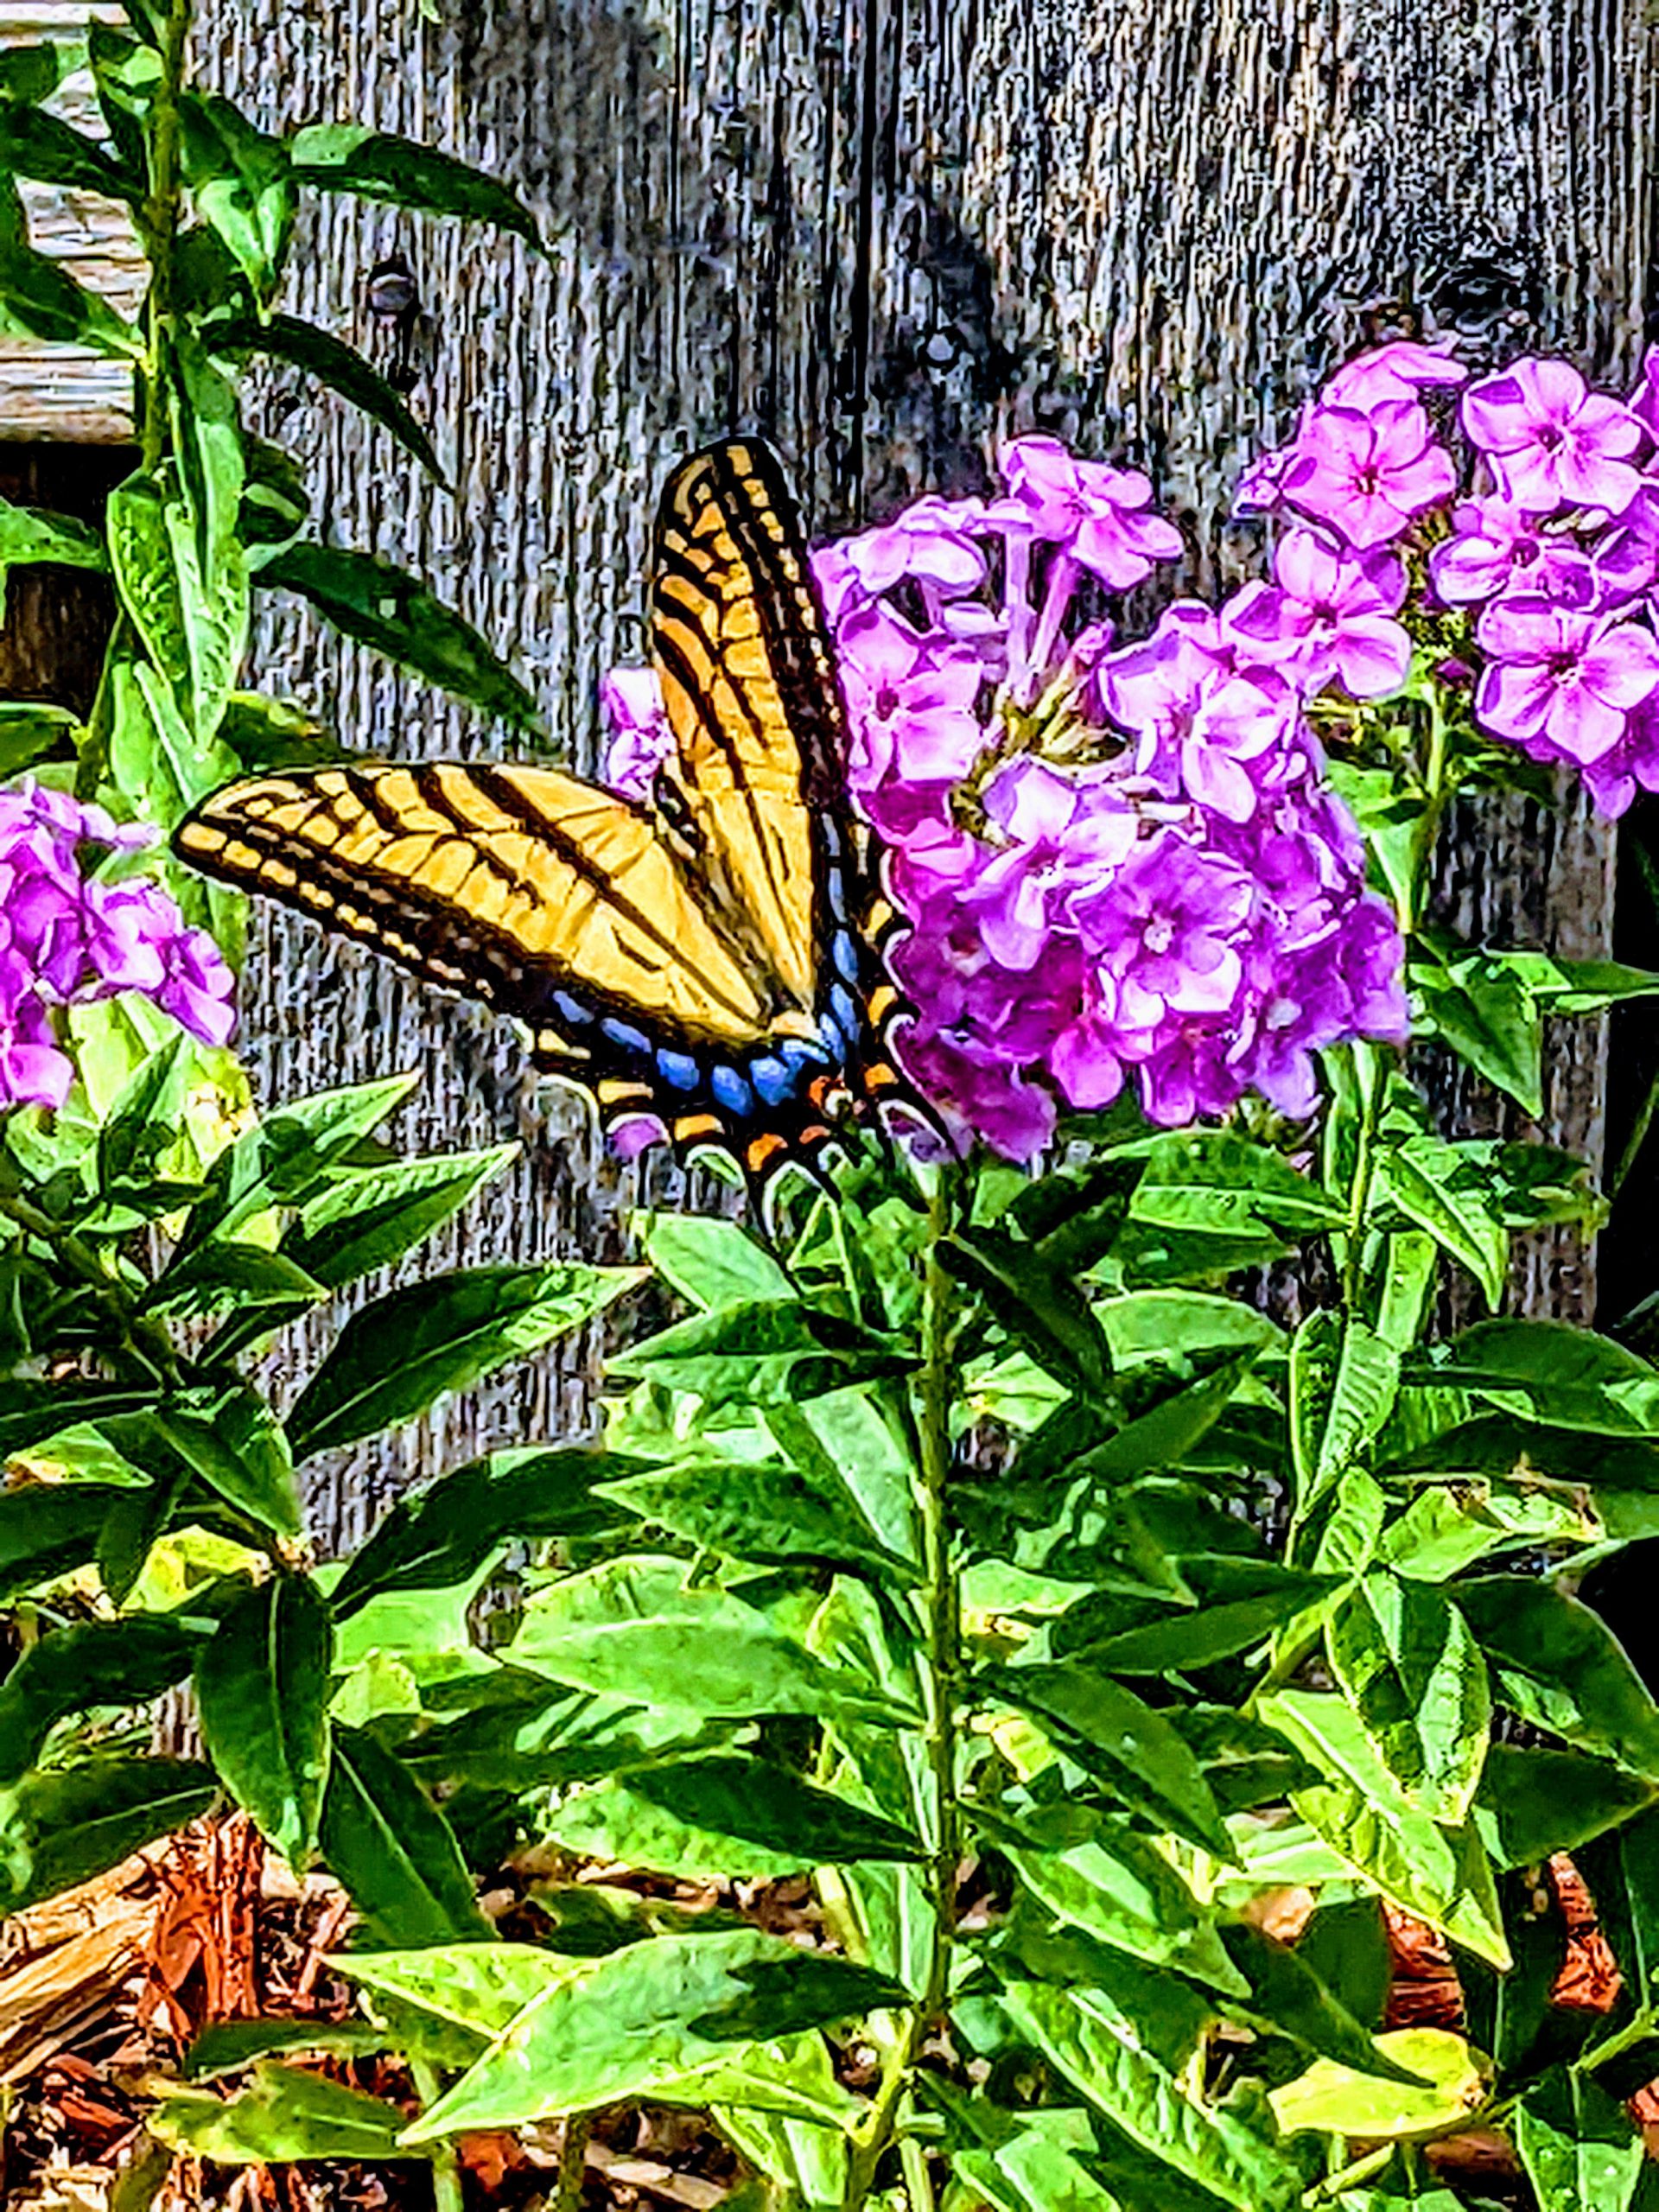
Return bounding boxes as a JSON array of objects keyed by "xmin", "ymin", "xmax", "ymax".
[
  {"xmin": 182, "ymin": 1071, "xmax": 421, "ymax": 1248},
  {"xmin": 183, "ymin": 2017, "xmax": 386, "ymax": 2082},
  {"xmin": 944, "ymin": 1226, "xmax": 1113, "ymax": 1401},
  {"xmin": 318, "ymin": 1723, "xmax": 492, "ymax": 1945},
  {"xmin": 1372, "ymin": 1128, "xmax": 1508, "ymax": 1309},
  {"xmin": 97, "ymin": 1035, "xmax": 188, "ymax": 1195},
  {"xmin": 143, "ymin": 1241, "xmax": 326, "ymax": 1325},
  {"xmin": 263, "ymin": 540, "xmax": 543, "ymax": 733},
  {"xmin": 997, "ymin": 1663, "xmax": 1230, "ymax": 1853},
  {"xmin": 194, "ymin": 1575, "xmax": 332, "ymax": 1865},
  {"xmin": 1428, "ymin": 1319, "xmax": 1659, "ymax": 1436},
  {"xmin": 178, "ymin": 92, "xmax": 294, "ymax": 293},
  {"xmin": 0, "ymin": 42, "xmax": 73, "ymax": 105},
  {"xmin": 100, "ymin": 1390, "xmax": 302, "ymax": 1538},
  {"xmin": 0, "ymin": 1482, "xmax": 136, "ymax": 1603},
  {"xmin": 1295, "ymin": 1895, "xmax": 1390, "ymax": 2031},
  {"xmin": 1473, "ymin": 1744, "xmax": 1656, "ymax": 1870},
  {"xmin": 213, "ymin": 312, "xmax": 443, "ymax": 479},
  {"xmin": 288, "ymin": 122, "xmax": 540, "ymax": 245},
  {"xmin": 0, "ymin": 701, "xmax": 77, "ymax": 774},
  {"xmin": 332, "ymin": 1444, "xmax": 633, "ymax": 1616},
  {"xmin": 0, "ymin": 1616, "xmax": 200, "ymax": 1785},
  {"xmin": 0, "ymin": 102, "xmax": 137, "ymax": 200},
  {"xmin": 1454, "ymin": 1576, "xmax": 1659, "ymax": 1776},
  {"xmin": 0, "ymin": 1757, "xmax": 216, "ymax": 1915},
  {"xmin": 168, "ymin": 322, "xmax": 245, "ymax": 582},
  {"xmin": 579, "ymin": 1753, "xmax": 923, "ymax": 1869},
  {"xmin": 282, "ymin": 1141, "xmax": 516, "ymax": 1289},
  {"xmin": 1131, "ymin": 1128, "xmax": 1346, "ymax": 1236},
  {"xmin": 1411, "ymin": 940, "xmax": 1543, "ymax": 1116},
  {"xmin": 286, "ymin": 1262, "xmax": 639, "ymax": 1460},
  {"xmin": 1075, "ymin": 1354, "xmax": 1255, "ymax": 1484},
  {"xmin": 216, "ymin": 690, "xmax": 342, "ymax": 771},
  {"xmin": 0, "ymin": 175, "xmax": 137, "ymax": 353},
  {"xmin": 1514, "ymin": 2065, "xmax": 1645, "ymax": 2211},
  {"xmin": 1217, "ymin": 1923, "xmax": 1427, "ymax": 2084},
  {"xmin": 86, "ymin": 24, "xmax": 156, "ymax": 179}
]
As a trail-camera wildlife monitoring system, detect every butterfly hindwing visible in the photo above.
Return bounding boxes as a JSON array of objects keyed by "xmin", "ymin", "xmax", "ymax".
[{"xmin": 174, "ymin": 438, "xmax": 890, "ymax": 1177}]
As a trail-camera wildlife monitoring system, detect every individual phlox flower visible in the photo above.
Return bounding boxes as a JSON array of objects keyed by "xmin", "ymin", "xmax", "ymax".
[
  {"xmin": 1281, "ymin": 400, "xmax": 1458, "ymax": 549},
  {"xmin": 1473, "ymin": 595, "xmax": 1659, "ymax": 764},
  {"xmin": 1225, "ymin": 528, "xmax": 1412, "ymax": 698},
  {"xmin": 1461, "ymin": 357, "xmax": 1644, "ymax": 515},
  {"xmin": 599, "ymin": 667, "xmax": 674, "ymax": 804}
]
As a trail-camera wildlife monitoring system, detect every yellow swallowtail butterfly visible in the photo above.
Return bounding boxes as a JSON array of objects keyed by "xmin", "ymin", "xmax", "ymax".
[{"xmin": 174, "ymin": 438, "xmax": 906, "ymax": 1183}]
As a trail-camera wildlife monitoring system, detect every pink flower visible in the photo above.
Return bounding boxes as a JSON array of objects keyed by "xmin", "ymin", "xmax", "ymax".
[
  {"xmin": 1474, "ymin": 596, "xmax": 1659, "ymax": 763},
  {"xmin": 1428, "ymin": 497, "xmax": 1599, "ymax": 609},
  {"xmin": 1323, "ymin": 341, "xmax": 1467, "ymax": 411},
  {"xmin": 1461, "ymin": 357, "xmax": 1644, "ymax": 514},
  {"xmin": 1098, "ymin": 608, "xmax": 1298, "ymax": 821},
  {"xmin": 1225, "ymin": 529, "xmax": 1412, "ymax": 698},
  {"xmin": 836, "ymin": 602, "xmax": 988, "ymax": 805},
  {"xmin": 990, "ymin": 435, "xmax": 1185, "ymax": 588},
  {"xmin": 957, "ymin": 760, "xmax": 1137, "ymax": 971},
  {"xmin": 1281, "ymin": 402, "xmax": 1458, "ymax": 549}
]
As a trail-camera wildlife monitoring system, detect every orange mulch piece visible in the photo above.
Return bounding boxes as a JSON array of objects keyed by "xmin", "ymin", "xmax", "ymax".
[
  {"xmin": 1382, "ymin": 1904, "xmax": 1462, "ymax": 2031},
  {"xmin": 138, "ymin": 1815, "xmax": 265, "ymax": 2047}
]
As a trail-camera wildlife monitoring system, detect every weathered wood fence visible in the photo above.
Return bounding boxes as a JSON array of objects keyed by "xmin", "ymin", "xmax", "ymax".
[{"xmin": 20, "ymin": 0, "xmax": 1658, "ymax": 1541}]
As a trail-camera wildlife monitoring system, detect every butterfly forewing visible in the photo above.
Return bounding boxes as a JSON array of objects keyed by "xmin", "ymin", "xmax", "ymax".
[
  {"xmin": 175, "ymin": 762, "xmax": 774, "ymax": 1049},
  {"xmin": 652, "ymin": 440, "xmax": 848, "ymax": 1019}
]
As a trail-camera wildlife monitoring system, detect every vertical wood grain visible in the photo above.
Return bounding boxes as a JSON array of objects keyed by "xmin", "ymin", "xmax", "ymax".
[{"xmin": 195, "ymin": 0, "xmax": 1652, "ymax": 1536}]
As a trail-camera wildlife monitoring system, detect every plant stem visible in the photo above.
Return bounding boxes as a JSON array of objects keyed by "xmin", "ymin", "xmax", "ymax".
[
  {"xmin": 77, "ymin": 0, "xmax": 191, "ymax": 803},
  {"xmin": 842, "ymin": 1160, "xmax": 963, "ymax": 2212},
  {"xmin": 1338, "ymin": 1043, "xmax": 1382, "ymax": 1313},
  {"xmin": 409, "ymin": 2060, "xmax": 463, "ymax": 2212},
  {"xmin": 0, "ymin": 1182, "xmax": 183, "ymax": 1387},
  {"xmin": 554, "ymin": 2110, "xmax": 594, "ymax": 2212},
  {"xmin": 1300, "ymin": 2141, "xmax": 1395, "ymax": 2202}
]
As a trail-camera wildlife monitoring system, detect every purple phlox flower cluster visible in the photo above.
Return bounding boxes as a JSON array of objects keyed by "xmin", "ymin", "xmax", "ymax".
[
  {"xmin": 1417, "ymin": 346, "xmax": 1659, "ymax": 816},
  {"xmin": 0, "ymin": 783, "xmax": 235, "ymax": 1111}
]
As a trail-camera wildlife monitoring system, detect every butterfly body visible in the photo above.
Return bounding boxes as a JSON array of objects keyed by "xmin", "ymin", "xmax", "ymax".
[{"xmin": 175, "ymin": 439, "xmax": 906, "ymax": 1184}]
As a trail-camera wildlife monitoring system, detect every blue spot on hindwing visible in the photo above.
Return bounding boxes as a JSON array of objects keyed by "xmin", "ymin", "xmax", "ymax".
[
  {"xmin": 817, "ymin": 1010, "xmax": 845, "ymax": 1056},
  {"xmin": 779, "ymin": 1037, "xmax": 828, "ymax": 1072},
  {"xmin": 832, "ymin": 930, "xmax": 860, "ymax": 984},
  {"xmin": 830, "ymin": 983, "xmax": 861, "ymax": 1042},
  {"xmin": 711, "ymin": 1065, "xmax": 755, "ymax": 1117},
  {"xmin": 748, "ymin": 1054, "xmax": 795, "ymax": 1107},
  {"xmin": 656, "ymin": 1049, "xmax": 700, "ymax": 1092},
  {"xmin": 553, "ymin": 991, "xmax": 593, "ymax": 1027},
  {"xmin": 601, "ymin": 1017, "xmax": 651, "ymax": 1056}
]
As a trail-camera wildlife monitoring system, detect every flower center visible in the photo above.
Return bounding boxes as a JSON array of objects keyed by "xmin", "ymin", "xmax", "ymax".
[
  {"xmin": 1537, "ymin": 424, "xmax": 1564, "ymax": 452},
  {"xmin": 1143, "ymin": 916, "xmax": 1175, "ymax": 956},
  {"xmin": 874, "ymin": 683, "xmax": 899, "ymax": 721}
]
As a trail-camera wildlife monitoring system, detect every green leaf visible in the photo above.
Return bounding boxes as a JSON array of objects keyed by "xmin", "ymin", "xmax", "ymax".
[
  {"xmin": 86, "ymin": 24, "xmax": 156, "ymax": 180},
  {"xmin": 282, "ymin": 1141, "xmax": 517, "ymax": 1289},
  {"xmin": 318, "ymin": 1724, "xmax": 492, "ymax": 1945},
  {"xmin": 288, "ymin": 122, "xmax": 540, "ymax": 245},
  {"xmin": 0, "ymin": 102, "xmax": 137, "ymax": 200},
  {"xmin": 1429, "ymin": 1319, "xmax": 1659, "ymax": 1435},
  {"xmin": 943, "ymin": 1225, "xmax": 1114, "ymax": 1401},
  {"xmin": 1217, "ymin": 1922, "xmax": 1427, "ymax": 2085},
  {"xmin": 638, "ymin": 1211, "xmax": 796, "ymax": 1310},
  {"xmin": 0, "ymin": 700, "xmax": 76, "ymax": 774},
  {"xmin": 0, "ymin": 42, "xmax": 75, "ymax": 105},
  {"xmin": 1411, "ymin": 940, "xmax": 1543, "ymax": 1115},
  {"xmin": 996, "ymin": 1663, "xmax": 1231, "ymax": 1853},
  {"xmin": 1372, "ymin": 1128, "xmax": 1508, "ymax": 1309},
  {"xmin": 143, "ymin": 1242, "xmax": 325, "ymax": 1327},
  {"xmin": 1075, "ymin": 1353, "xmax": 1257, "ymax": 1485},
  {"xmin": 1454, "ymin": 1575, "xmax": 1659, "ymax": 1775},
  {"xmin": 1268, "ymin": 2026, "xmax": 1489, "ymax": 2143},
  {"xmin": 0, "ymin": 493, "xmax": 105, "ymax": 601},
  {"xmin": 1290, "ymin": 1309, "xmax": 1400, "ymax": 1514},
  {"xmin": 609, "ymin": 1298, "xmax": 902, "ymax": 1406},
  {"xmin": 194, "ymin": 1575, "xmax": 332, "ymax": 1866},
  {"xmin": 150, "ymin": 2063, "xmax": 414, "ymax": 2167},
  {"xmin": 106, "ymin": 471, "xmax": 247, "ymax": 754},
  {"xmin": 263, "ymin": 540, "xmax": 543, "ymax": 733},
  {"xmin": 212, "ymin": 311, "xmax": 443, "ymax": 480},
  {"xmin": 1513, "ymin": 2065, "xmax": 1646, "ymax": 2211},
  {"xmin": 100, "ymin": 1389, "xmax": 302, "ymax": 1537},
  {"xmin": 1066, "ymin": 1579, "xmax": 1327, "ymax": 1675},
  {"xmin": 0, "ymin": 1757, "xmax": 216, "ymax": 1915},
  {"xmin": 333, "ymin": 1443, "xmax": 630, "ymax": 1616},
  {"xmin": 1325, "ymin": 1572, "xmax": 1491, "ymax": 1821},
  {"xmin": 338, "ymin": 1941, "xmax": 575, "ymax": 2044},
  {"xmin": 178, "ymin": 93, "xmax": 294, "ymax": 293},
  {"xmin": 183, "ymin": 2017, "xmax": 386, "ymax": 2081},
  {"xmin": 403, "ymin": 1929, "xmax": 899, "ymax": 2137},
  {"xmin": 1130, "ymin": 1128, "xmax": 1346, "ymax": 1237},
  {"xmin": 0, "ymin": 1481, "xmax": 137, "ymax": 1603},
  {"xmin": 993, "ymin": 1975, "xmax": 1302, "ymax": 2211},
  {"xmin": 0, "ymin": 1616, "xmax": 200, "ymax": 1785},
  {"xmin": 217, "ymin": 689, "xmax": 342, "ymax": 772},
  {"xmin": 1473, "ymin": 1744, "xmax": 1656, "ymax": 1868},
  {"xmin": 108, "ymin": 656, "xmax": 237, "ymax": 855},
  {"xmin": 97, "ymin": 1034, "xmax": 187, "ymax": 1194},
  {"xmin": 598, "ymin": 1455, "xmax": 915, "ymax": 1583},
  {"xmin": 0, "ymin": 175, "xmax": 137, "ymax": 353},
  {"xmin": 995, "ymin": 1809, "xmax": 1246, "ymax": 1990},
  {"xmin": 947, "ymin": 2109, "xmax": 1121, "ymax": 2212},
  {"xmin": 1258, "ymin": 1688, "xmax": 1510, "ymax": 1967},
  {"xmin": 511, "ymin": 1554, "xmax": 912, "ymax": 1724},
  {"xmin": 286, "ymin": 1262, "xmax": 639, "ymax": 1459},
  {"xmin": 546, "ymin": 1754, "xmax": 921, "ymax": 1879},
  {"xmin": 169, "ymin": 323, "xmax": 245, "ymax": 582},
  {"xmin": 183, "ymin": 1070, "xmax": 421, "ymax": 1247}
]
